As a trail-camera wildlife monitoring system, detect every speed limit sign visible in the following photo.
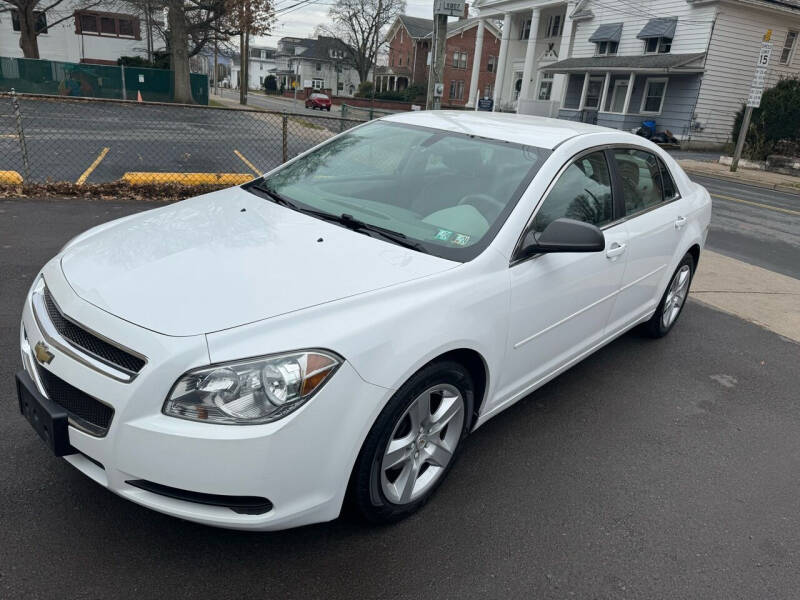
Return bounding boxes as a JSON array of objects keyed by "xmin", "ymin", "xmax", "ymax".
[{"xmin": 757, "ymin": 42, "xmax": 772, "ymax": 67}]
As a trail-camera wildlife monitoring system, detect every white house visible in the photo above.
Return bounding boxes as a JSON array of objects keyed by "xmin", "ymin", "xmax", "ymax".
[
  {"xmin": 1, "ymin": 0, "xmax": 149, "ymax": 64},
  {"xmin": 472, "ymin": 0, "xmax": 800, "ymax": 146},
  {"xmin": 272, "ymin": 36, "xmax": 364, "ymax": 97},
  {"xmin": 232, "ymin": 45, "xmax": 277, "ymax": 90}
]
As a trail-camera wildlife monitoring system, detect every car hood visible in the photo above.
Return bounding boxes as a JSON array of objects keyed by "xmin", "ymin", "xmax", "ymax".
[{"xmin": 59, "ymin": 187, "xmax": 457, "ymax": 336}]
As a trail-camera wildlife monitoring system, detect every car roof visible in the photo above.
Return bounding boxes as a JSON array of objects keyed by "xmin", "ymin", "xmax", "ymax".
[{"xmin": 380, "ymin": 110, "xmax": 627, "ymax": 150}]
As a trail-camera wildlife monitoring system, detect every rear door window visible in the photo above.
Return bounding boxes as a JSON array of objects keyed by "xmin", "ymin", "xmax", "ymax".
[{"xmin": 611, "ymin": 148, "xmax": 665, "ymax": 216}]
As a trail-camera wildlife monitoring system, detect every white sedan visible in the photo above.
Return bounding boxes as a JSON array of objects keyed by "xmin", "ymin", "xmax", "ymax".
[{"xmin": 17, "ymin": 112, "xmax": 711, "ymax": 530}]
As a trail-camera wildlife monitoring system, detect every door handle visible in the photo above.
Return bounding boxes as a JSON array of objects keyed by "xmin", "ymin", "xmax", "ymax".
[
  {"xmin": 675, "ymin": 216, "xmax": 688, "ymax": 229},
  {"xmin": 606, "ymin": 242, "xmax": 627, "ymax": 258}
]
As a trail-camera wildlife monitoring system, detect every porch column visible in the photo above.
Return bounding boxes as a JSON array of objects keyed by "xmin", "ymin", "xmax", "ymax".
[
  {"xmin": 622, "ymin": 73, "xmax": 635, "ymax": 114},
  {"xmin": 467, "ymin": 19, "xmax": 485, "ymax": 108},
  {"xmin": 578, "ymin": 71, "xmax": 590, "ymax": 110},
  {"xmin": 599, "ymin": 72, "xmax": 610, "ymax": 112},
  {"xmin": 551, "ymin": 0, "xmax": 577, "ymax": 108},
  {"xmin": 518, "ymin": 8, "xmax": 541, "ymax": 110},
  {"xmin": 493, "ymin": 12, "xmax": 512, "ymax": 111}
]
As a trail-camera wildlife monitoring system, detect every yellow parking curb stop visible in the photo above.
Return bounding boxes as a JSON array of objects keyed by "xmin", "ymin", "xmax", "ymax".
[
  {"xmin": 0, "ymin": 170, "xmax": 23, "ymax": 185},
  {"xmin": 122, "ymin": 172, "xmax": 254, "ymax": 186}
]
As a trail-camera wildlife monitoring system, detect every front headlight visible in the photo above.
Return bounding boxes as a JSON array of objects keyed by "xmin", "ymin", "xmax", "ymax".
[{"xmin": 163, "ymin": 350, "xmax": 342, "ymax": 425}]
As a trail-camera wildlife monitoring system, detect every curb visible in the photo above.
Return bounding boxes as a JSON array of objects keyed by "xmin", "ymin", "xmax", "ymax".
[
  {"xmin": 0, "ymin": 170, "xmax": 23, "ymax": 185},
  {"xmin": 121, "ymin": 172, "xmax": 254, "ymax": 186},
  {"xmin": 681, "ymin": 166, "xmax": 800, "ymax": 197}
]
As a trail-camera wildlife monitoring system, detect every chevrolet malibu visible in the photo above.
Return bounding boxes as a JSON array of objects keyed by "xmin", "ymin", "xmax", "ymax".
[{"xmin": 17, "ymin": 112, "xmax": 711, "ymax": 530}]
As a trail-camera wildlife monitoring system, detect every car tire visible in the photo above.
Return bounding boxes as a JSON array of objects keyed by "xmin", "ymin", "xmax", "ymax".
[
  {"xmin": 350, "ymin": 360, "xmax": 474, "ymax": 524},
  {"xmin": 642, "ymin": 252, "xmax": 695, "ymax": 338},
  {"xmin": 326, "ymin": 107, "xmax": 331, "ymax": 111}
]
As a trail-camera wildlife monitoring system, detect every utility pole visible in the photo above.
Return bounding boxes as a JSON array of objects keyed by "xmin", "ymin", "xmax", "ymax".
[
  {"xmin": 427, "ymin": 1, "xmax": 463, "ymax": 110},
  {"xmin": 731, "ymin": 29, "xmax": 773, "ymax": 172}
]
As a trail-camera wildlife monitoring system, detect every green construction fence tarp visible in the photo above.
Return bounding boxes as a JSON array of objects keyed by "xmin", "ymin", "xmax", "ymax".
[{"xmin": 0, "ymin": 56, "xmax": 208, "ymax": 104}]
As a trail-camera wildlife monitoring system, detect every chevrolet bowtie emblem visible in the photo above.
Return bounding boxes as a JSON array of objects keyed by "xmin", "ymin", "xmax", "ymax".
[{"xmin": 34, "ymin": 341, "xmax": 55, "ymax": 365}]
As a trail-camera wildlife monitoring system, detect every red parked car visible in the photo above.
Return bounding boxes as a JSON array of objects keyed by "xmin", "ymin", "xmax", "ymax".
[{"xmin": 305, "ymin": 93, "xmax": 332, "ymax": 111}]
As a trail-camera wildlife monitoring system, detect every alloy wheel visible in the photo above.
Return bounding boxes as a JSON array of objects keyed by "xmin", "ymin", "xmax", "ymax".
[
  {"xmin": 380, "ymin": 384, "xmax": 465, "ymax": 505},
  {"xmin": 662, "ymin": 264, "xmax": 691, "ymax": 329}
]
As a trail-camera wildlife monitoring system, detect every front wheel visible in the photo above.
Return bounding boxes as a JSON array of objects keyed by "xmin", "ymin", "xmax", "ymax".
[
  {"xmin": 350, "ymin": 360, "xmax": 474, "ymax": 524},
  {"xmin": 643, "ymin": 253, "xmax": 695, "ymax": 338}
]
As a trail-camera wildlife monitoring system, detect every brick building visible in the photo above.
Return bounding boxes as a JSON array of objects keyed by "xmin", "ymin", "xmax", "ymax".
[{"xmin": 378, "ymin": 9, "xmax": 502, "ymax": 107}]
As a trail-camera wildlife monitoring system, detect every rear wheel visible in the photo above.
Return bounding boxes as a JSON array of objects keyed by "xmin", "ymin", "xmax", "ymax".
[
  {"xmin": 643, "ymin": 253, "xmax": 695, "ymax": 338},
  {"xmin": 350, "ymin": 360, "xmax": 474, "ymax": 523}
]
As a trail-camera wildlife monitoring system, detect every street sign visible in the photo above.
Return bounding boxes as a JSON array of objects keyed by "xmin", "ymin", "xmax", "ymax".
[
  {"xmin": 477, "ymin": 98, "xmax": 493, "ymax": 111},
  {"xmin": 732, "ymin": 29, "xmax": 774, "ymax": 172},
  {"xmin": 433, "ymin": 82, "xmax": 444, "ymax": 97},
  {"xmin": 756, "ymin": 41, "xmax": 772, "ymax": 67},
  {"xmin": 747, "ymin": 87, "xmax": 763, "ymax": 107},
  {"xmin": 434, "ymin": 0, "xmax": 465, "ymax": 16},
  {"xmin": 747, "ymin": 41, "xmax": 772, "ymax": 107}
]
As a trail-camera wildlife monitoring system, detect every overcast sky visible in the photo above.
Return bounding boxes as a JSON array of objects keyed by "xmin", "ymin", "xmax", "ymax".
[{"xmin": 253, "ymin": 0, "xmax": 437, "ymax": 46}]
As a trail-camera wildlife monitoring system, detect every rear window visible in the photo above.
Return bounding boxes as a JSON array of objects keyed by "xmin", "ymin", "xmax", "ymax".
[{"xmin": 311, "ymin": 94, "xmax": 328, "ymax": 99}]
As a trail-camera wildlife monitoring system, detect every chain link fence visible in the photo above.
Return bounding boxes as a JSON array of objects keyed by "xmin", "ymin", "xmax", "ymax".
[
  {"xmin": 0, "ymin": 92, "xmax": 365, "ymax": 187},
  {"xmin": 340, "ymin": 104, "xmax": 398, "ymax": 121}
]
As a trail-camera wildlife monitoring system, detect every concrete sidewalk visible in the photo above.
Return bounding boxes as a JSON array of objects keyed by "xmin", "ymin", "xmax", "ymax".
[
  {"xmin": 679, "ymin": 159, "xmax": 800, "ymax": 195},
  {"xmin": 691, "ymin": 250, "xmax": 800, "ymax": 343}
]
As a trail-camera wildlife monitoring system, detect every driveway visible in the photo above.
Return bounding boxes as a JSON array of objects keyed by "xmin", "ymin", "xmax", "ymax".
[{"xmin": 1, "ymin": 196, "xmax": 799, "ymax": 599}]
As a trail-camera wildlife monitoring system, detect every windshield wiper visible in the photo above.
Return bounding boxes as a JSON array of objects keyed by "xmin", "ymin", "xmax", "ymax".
[
  {"xmin": 246, "ymin": 182, "xmax": 429, "ymax": 254},
  {"xmin": 334, "ymin": 214, "xmax": 429, "ymax": 253}
]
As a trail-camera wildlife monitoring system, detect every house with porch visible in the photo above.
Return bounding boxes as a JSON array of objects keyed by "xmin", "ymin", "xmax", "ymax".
[
  {"xmin": 473, "ymin": 0, "xmax": 800, "ymax": 146},
  {"xmin": 272, "ymin": 36, "xmax": 363, "ymax": 97},
  {"xmin": 379, "ymin": 9, "xmax": 502, "ymax": 106}
]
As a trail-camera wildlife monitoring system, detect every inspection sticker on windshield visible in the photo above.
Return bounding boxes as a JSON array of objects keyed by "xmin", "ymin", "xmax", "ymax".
[
  {"xmin": 452, "ymin": 233, "xmax": 471, "ymax": 246},
  {"xmin": 435, "ymin": 229, "xmax": 453, "ymax": 241}
]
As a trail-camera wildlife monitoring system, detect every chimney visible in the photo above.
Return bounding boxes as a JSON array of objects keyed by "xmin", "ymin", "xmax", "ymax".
[{"xmin": 460, "ymin": 3, "xmax": 469, "ymax": 20}]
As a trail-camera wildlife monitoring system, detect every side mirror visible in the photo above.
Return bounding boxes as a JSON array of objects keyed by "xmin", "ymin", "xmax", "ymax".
[{"xmin": 518, "ymin": 218, "xmax": 605, "ymax": 257}]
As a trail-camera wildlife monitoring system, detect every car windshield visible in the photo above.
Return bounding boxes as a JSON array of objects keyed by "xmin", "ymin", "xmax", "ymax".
[{"xmin": 248, "ymin": 120, "xmax": 550, "ymax": 261}]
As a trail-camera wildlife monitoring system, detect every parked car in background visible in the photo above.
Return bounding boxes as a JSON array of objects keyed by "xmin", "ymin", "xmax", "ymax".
[
  {"xmin": 305, "ymin": 93, "xmax": 332, "ymax": 111},
  {"xmin": 17, "ymin": 112, "xmax": 711, "ymax": 531}
]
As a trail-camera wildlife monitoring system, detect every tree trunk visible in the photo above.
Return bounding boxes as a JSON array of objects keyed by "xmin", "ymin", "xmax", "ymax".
[
  {"xmin": 168, "ymin": 0, "xmax": 193, "ymax": 104},
  {"xmin": 18, "ymin": 5, "xmax": 40, "ymax": 59}
]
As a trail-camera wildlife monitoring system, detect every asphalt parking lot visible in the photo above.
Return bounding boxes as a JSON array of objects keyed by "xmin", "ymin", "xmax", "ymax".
[
  {"xmin": 1, "ymin": 197, "xmax": 800, "ymax": 599},
  {"xmin": 0, "ymin": 96, "xmax": 352, "ymax": 184}
]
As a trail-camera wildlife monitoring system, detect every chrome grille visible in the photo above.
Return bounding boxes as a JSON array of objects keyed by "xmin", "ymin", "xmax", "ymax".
[
  {"xmin": 36, "ymin": 365, "xmax": 114, "ymax": 436},
  {"xmin": 43, "ymin": 288, "xmax": 146, "ymax": 374}
]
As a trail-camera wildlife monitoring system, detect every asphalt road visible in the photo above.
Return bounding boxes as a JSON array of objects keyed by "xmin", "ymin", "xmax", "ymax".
[
  {"xmin": 694, "ymin": 174, "xmax": 800, "ymax": 279},
  {"xmin": 0, "ymin": 95, "xmax": 356, "ymax": 184},
  {"xmin": 2, "ymin": 194, "xmax": 800, "ymax": 599}
]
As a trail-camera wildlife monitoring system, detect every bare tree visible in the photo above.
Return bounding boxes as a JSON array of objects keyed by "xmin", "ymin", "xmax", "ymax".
[
  {"xmin": 319, "ymin": 0, "xmax": 406, "ymax": 83},
  {"xmin": 217, "ymin": 0, "xmax": 274, "ymax": 105},
  {"xmin": 1, "ymin": 0, "xmax": 103, "ymax": 58}
]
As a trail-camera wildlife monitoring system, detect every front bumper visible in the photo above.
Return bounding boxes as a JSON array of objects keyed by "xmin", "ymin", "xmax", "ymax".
[{"xmin": 19, "ymin": 262, "xmax": 391, "ymax": 530}]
